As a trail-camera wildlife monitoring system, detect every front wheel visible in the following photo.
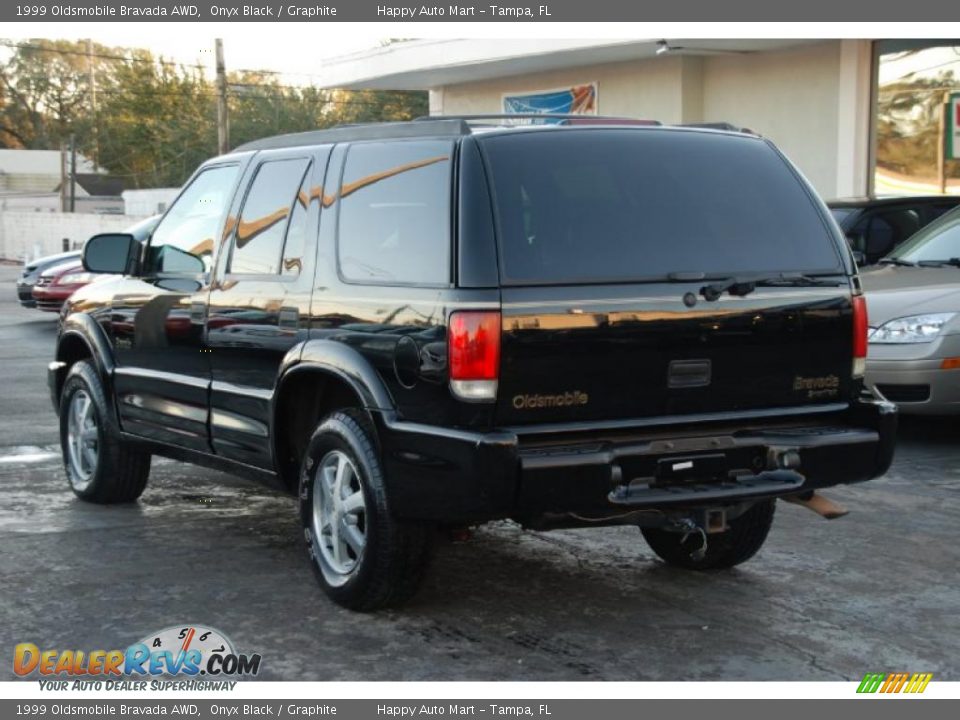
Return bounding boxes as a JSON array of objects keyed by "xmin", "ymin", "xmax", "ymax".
[
  {"xmin": 641, "ymin": 500, "xmax": 776, "ymax": 570},
  {"xmin": 59, "ymin": 360, "xmax": 151, "ymax": 503},
  {"xmin": 299, "ymin": 409, "xmax": 431, "ymax": 611}
]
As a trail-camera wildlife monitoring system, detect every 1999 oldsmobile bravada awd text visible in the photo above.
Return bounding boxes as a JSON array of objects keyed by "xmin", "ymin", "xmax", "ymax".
[{"xmin": 49, "ymin": 117, "xmax": 897, "ymax": 609}]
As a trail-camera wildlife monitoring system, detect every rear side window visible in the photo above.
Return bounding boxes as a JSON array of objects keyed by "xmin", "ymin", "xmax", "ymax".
[
  {"xmin": 231, "ymin": 158, "xmax": 311, "ymax": 275},
  {"xmin": 337, "ymin": 140, "xmax": 453, "ymax": 285},
  {"xmin": 481, "ymin": 130, "xmax": 842, "ymax": 284}
]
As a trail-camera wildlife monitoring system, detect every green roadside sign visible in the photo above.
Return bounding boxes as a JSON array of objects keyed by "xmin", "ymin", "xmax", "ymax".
[{"xmin": 949, "ymin": 92, "xmax": 960, "ymax": 161}]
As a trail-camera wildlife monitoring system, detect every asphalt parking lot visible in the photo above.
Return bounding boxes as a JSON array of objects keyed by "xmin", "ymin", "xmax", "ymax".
[{"xmin": 1, "ymin": 263, "xmax": 958, "ymax": 681}]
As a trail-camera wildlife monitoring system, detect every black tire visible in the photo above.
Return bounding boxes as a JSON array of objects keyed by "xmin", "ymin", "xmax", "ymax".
[
  {"xmin": 59, "ymin": 360, "xmax": 151, "ymax": 503},
  {"xmin": 641, "ymin": 500, "xmax": 776, "ymax": 570},
  {"xmin": 299, "ymin": 409, "xmax": 431, "ymax": 611}
]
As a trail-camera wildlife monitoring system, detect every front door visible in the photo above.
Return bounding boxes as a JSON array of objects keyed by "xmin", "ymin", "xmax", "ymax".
[{"xmin": 111, "ymin": 162, "xmax": 243, "ymax": 452}]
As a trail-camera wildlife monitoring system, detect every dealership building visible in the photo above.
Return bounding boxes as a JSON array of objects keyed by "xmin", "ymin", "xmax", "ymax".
[{"xmin": 316, "ymin": 39, "xmax": 959, "ymax": 201}]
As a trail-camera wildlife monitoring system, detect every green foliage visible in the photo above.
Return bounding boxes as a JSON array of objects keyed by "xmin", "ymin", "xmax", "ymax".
[
  {"xmin": 0, "ymin": 38, "xmax": 428, "ymax": 188},
  {"xmin": 0, "ymin": 38, "xmax": 109, "ymax": 148}
]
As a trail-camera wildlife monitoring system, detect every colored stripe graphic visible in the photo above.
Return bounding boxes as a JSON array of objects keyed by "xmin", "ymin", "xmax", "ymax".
[
  {"xmin": 857, "ymin": 673, "xmax": 886, "ymax": 693},
  {"xmin": 905, "ymin": 673, "xmax": 933, "ymax": 694},
  {"xmin": 857, "ymin": 672, "xmax": 931, "ymax": 694}
]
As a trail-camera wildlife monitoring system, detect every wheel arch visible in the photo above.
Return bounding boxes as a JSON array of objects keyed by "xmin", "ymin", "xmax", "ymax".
[
  {"xmin": 272, "ymin": 340, "xmax": 395, "ymax": 492},
  {"xmin": 52, "ymin": 314, "xmax": 116, "ymax": 416}
]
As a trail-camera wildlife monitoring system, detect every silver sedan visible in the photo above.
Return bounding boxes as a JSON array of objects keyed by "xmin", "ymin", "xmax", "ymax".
[{"xmin": 861, "ymin": 206, "xmax": 960, "ymax": 414}]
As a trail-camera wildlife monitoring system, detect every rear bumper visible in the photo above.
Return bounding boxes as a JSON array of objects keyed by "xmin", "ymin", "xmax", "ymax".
[{"xmin": 376, "ymin": 398, "xmax": 898, "ymax": 522}]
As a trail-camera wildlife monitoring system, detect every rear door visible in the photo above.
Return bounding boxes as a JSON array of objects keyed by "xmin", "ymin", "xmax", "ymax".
[
  {"xmin": 206, "ymin": 147, "xmax": 329, "ymax": 467},
  {"xmin": 479, "ymin": 129, "xmax": 855, "ymax": 426}
]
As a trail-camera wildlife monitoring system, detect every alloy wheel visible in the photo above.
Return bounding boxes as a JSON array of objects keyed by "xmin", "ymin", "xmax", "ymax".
[
  {"xmin": 66, "ymin": 389, "xmax": 99, "ymax": 491},
  {"xmin": 311, "ymin": 449, "xmax": 368, "ymax": 586}
]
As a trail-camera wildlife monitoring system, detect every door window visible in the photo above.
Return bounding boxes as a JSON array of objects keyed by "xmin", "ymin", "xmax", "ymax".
[
  {"xmin": 231, "ymin": 158, "xmax": 311, "ymax": 275},
  {"xmin": 281, "ymin": 170, "xmax": 315, "ymax": 277},
  {"xmin": 145, "ymin": 165, "xmax": 239, "ymax": 275}
]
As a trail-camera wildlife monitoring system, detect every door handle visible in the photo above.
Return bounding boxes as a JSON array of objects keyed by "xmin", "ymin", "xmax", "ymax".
[
  {"xmin": 278, "ymin": 307, "xmax": 299, "ymax": 330},
  {"xmin": 189, "ymin": 300, "xmax": 207, "ymax": 325}
]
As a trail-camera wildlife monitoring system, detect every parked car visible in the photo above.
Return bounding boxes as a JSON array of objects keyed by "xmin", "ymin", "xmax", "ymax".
[
  {"xmin": 828, "ymin": 196, "xmax": 960, "ymax": 266},
  {"xmin": 861, "ymin": 206, "xmax": 960, "ymax": 414},
  {"xmin": 31, "ymin": 260, "xmax": 96, "ymax": 313},
  {"xmin": 16, "ymin": 250, "xmax": 81, "ymax": 308},
  {"xmin": 31, "ymin": 216, "xmax": 160, "ymax": 313},
  {"xmin": 50, "ymin": 118, "xmax": 896, "ymax": 610}
]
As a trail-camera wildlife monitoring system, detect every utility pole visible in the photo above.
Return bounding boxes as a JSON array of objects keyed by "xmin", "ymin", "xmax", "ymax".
[
  {"xmin": 59, "ymin": 141, "xmax": 67, "ymax": 213},
  {"xmin": 215, "ymin": 38, "xmax": 230, "ymax": 155},
  {"xmin": 69, "ymin": 134, "xmax": 77, "ymax": 213},
  {"xmin": 938, "ymin": 91, "xmax": 949, "ymax": 195},
  {"xmin": 87, "ymin": 38, "xmax": 99, "ymax": 166}
]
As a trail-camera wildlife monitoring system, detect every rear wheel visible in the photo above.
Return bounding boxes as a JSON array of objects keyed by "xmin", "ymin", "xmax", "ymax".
[
  {"xmin": 59, "ymin": 360, "xmax": 151, "ymax": 503},
  {"xmin": 641, "ymin": 500, "xmax": 776, "ymax": 570},
  {"xmin": 299, "ymin": 409, "xmax": 431, "ymax": 610}
]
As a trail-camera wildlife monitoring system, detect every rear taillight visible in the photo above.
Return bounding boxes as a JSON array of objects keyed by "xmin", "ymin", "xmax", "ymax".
[
  {"xmin": 852, "ymin": 294, "xmax": 868, "ymax": 378},
  {"xmin": 448, "ymin": 311, "xmax": 500, "ymax": 402}
]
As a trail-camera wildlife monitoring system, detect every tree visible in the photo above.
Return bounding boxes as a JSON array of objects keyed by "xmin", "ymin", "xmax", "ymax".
[
  {"xmin": 95, "ymin": 52, "xmax": 216, "ymax": 188},
  {"xmin": 0, "ymin": 38, "xmax": 429, "ymax": 188},
  {"xmin": 0, "ymin": 38, "xmax": 111, "ymax": 149}
]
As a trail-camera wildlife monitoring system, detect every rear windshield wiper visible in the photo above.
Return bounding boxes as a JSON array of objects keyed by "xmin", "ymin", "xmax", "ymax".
[
  {"xmin": 917, "ymin": 258, "xmax": 960, "ymax": 268},
  {"xmin": 700, "ymin": 273, "xmax": 839, "ymax": 301},
  {"xmin": 878, "ymin": 257, "xmax": 916, "ymax": 267}
]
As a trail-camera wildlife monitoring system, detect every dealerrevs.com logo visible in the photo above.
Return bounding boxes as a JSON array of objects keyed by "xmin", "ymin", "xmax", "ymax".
[{"xmin": 14, "ymin": 625, "xmax": 261, "ymax": 688}]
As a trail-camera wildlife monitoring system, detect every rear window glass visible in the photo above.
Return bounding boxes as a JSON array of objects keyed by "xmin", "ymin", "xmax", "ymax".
[{"xmin": 481, "ymin": 130, "xmax": 841, "ymax": 284}]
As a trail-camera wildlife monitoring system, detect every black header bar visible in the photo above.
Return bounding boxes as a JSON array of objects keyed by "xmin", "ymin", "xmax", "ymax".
[{"xmin": 3, "ymin": 0, "xmax": 960, "ymax": 22}]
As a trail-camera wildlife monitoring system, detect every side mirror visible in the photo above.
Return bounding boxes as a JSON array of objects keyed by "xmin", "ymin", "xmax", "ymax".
[
  {"xmin": 851, "ymin": 250, "xmax": 866, "ymax": 266},
  {"xmin": 83, "ymin": 233, "xmax": 139, "ymax": 275}
]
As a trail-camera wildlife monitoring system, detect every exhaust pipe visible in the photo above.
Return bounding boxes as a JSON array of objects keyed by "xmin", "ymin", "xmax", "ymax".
[{"xmin": 784, "ymin": 492, "xmax": 849, "ymax": 519}]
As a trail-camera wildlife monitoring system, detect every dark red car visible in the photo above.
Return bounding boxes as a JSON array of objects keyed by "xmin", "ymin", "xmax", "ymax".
[
  {"xmin": 31, "ymin": 216, "xmax": 160, "ymax": 312},
  {"xmin": 31, "ymin": 260, "xmax": 95, "ymax": 313}
]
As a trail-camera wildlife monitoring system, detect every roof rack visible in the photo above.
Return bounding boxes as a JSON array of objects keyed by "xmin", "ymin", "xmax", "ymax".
[
  {"xmin": 230, "ymin": 115, "xmax": 749, "ymax": 155},
  {"xmin": 415, "ymin": 113, "xmax": 661, "ymax": 126},
  {"xmin": 232, "ymin": 118, "xmax": 472, "ymax": 153}
]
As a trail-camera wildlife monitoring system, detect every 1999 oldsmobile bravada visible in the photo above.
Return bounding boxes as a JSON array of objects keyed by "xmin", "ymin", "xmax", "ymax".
[{"xmin": 50, "ymin": 117, "xmax": 897, "ymax": 609}]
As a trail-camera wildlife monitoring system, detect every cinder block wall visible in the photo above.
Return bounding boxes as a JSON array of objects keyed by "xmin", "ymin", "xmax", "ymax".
[{"xmin": 0, "ymin": 211, "xmax": 148, "ymax": 262}]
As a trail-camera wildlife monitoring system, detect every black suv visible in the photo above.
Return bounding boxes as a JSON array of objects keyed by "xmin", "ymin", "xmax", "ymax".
[{"xmin": 50, "ymin": 118, "xmax": 897, "ymax": 610}]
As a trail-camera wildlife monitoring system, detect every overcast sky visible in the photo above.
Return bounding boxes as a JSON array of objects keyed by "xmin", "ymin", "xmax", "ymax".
[
  {"xmin": 5, "ymin": 25, "xmax": 382, "ymax": 83},
  {"xmin": 6, "ymin": 26, "xmax": 959, "ymax": 89}
]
